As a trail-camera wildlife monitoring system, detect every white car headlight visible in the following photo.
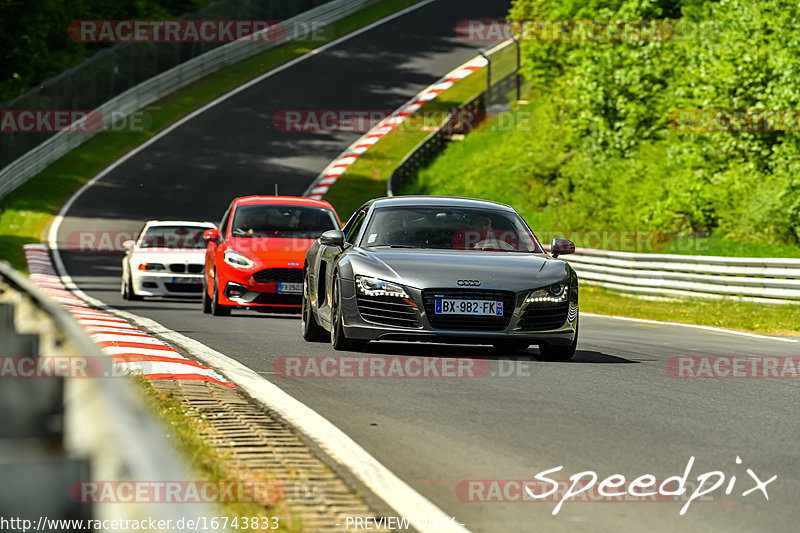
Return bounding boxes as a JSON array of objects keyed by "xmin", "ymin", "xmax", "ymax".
[
  {"xmin": 224, "ymin": 250, "xmax": 254, "ymax": 269},
  {"xmin": 526, "ymin": 282, "xmax": 568, "ymax": 304},
  {"xmin": 356, "ymin": 275, "xmax": 409, "ymax": 298},
  {"xmin": 137, "ymin": 262, "xmax": 165, "ymax": 271}
]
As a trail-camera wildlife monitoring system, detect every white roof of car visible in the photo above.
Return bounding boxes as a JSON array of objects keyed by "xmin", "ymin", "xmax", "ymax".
[{"xmin": 142, "ymin": 220, "xmax": 216, "ymax": 228}]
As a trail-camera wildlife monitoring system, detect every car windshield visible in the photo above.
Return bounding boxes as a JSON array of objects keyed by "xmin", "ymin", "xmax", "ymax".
[
  {"xmin": 230, "ymin": 205, "xmax": 338, "ymax": 239},
  {"xmin": 360, "ymin": 206, "xmax": 543, "ymax": 252},
  {"xmin": 138, "ymin": 225, "xmax": 207, "ymax": 249}
]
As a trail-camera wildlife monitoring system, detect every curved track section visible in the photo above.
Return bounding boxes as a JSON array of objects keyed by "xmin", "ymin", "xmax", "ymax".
[{"xmin": 52, "ymin": 1, "xmax": 800, "ymax": 531}]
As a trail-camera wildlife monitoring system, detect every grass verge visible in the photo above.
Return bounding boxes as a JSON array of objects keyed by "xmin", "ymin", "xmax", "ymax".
[
  {"xmin": 323, "ymin": 44, "xmax": 521, "ymax": 220},
  {"xmin": 132, "ymin": 376, "xmax": 301, "ymax": 531},
  {"xmin": 0, "ymin": 0, "xmax": 427, "ymax": 273},
  {"xmin": 399, "ymin": 96, "xmax": 800, "ymax": 259},
  {"xmin": 581, "ymin": 285, "xmax": 800, "ymax": 337}
]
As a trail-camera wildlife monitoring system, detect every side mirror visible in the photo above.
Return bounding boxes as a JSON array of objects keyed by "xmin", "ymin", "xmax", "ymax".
[
  {"xmin": 203, "ymin": 228, "xmax": 220, "ymax": 244},
  {"xmin": 320, "ymin": 229, "xmax": 344, "ymax": 248},
  {"xmin": 550, "ymin": 238, "xmax": 575, "ymax": 258},
  {"xmin": 122, "ymin": 240, "xmax": 135, "ymax": 251}
]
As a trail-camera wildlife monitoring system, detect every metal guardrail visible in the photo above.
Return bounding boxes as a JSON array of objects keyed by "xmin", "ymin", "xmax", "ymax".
[
  {"xmin": 0, "ymin": 261, "xmax": 212, "ymax": 528},
  {"xmin": 382, "ymin": 42, "xmax": 800, "ymax": 305},
  {"xmin": 0, "ymin": 0, "xmax": 381, "ymax": 202},
  {"xmin": 564, "ymin": 248, "xmax": 800, "ymax": 304}
]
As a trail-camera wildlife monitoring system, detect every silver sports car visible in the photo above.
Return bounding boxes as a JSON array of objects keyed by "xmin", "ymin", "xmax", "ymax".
[{"xmin": 301, "ymin": 196, "xmax": 579, "ymax": 359}]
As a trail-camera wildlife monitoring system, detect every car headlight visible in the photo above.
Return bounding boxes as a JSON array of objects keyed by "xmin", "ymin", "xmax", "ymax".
[
  {"xmin": 525, "ymin": 282, "xmax": 568, "ymax": 304},
  {"xmin": 137, "ymin": 262, "xmax": 165, "ymax": 271},
  {"xmin": 224, "ymin": 250, "xmax": 254, "ymax": 269},
  {"xmin": 355, "ymin": 275, "xmax": 409, "ymax": 298}
]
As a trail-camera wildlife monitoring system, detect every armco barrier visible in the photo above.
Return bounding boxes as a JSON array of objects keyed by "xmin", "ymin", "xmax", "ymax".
[
  {"xmin": 565, "ymin": 248, "xmax": 800, "ymax": 305},
  {"xmin": 376, "ymin": 40, "xmax": 800, "ymax": 306},
  {"xmin": 0, "ymin": 261, "xmax": 212, "ymax": 528},
  {"xmin": 0, "ymin": 0, "xmax": 382, "ymax": 201}
]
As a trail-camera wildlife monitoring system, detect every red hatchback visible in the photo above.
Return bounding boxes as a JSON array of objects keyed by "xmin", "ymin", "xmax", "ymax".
[{"xmin": 202, "ymin": 196, "xmax": 341, "ymax": 315}]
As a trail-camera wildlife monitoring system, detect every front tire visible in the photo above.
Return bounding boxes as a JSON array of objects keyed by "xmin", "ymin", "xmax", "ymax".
[
  {"xmin": 301, "ymin": 271, "xmax": 326, "ymax": 342},
  {"xmin": 211, "ymin": 272, "xmax": 231, "ymax": 316},
  {"xmin": 330, "ymin": 274, "xmax": 365, "ymax": 351},
  {"xmin": 201, "ymin": 272, "xmax": 212, "ymax": 314},
  {"xmin": 538, "ymin": 317, "xmax": 578, "ymax": 361},
  {"xmin": 122, "ymin": 270, "xmax": 143, "ymax": 301}
]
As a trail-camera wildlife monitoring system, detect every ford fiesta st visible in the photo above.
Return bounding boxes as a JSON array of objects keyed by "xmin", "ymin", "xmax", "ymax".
[
  {"xmin": 301, "ymin": 196, "xmax": 579, "ymax": 359},
  {"xmin": 121, "ymin": 220, "xmax": 216, "ymax": 300},
  {"xmin": 203, "ymin": 196, "xmax": 341, "ymax": 315}
]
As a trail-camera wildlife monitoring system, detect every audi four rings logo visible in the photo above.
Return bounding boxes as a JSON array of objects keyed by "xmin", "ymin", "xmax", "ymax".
[{"xmin": 457, "ymin": 280, "xmax": 481, "ymax": 286}]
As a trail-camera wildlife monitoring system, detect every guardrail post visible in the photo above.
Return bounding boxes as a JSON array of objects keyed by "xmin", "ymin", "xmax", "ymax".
[{"xmin": 479, "ymin": 50, "xmax": 491, "ymax": 107}]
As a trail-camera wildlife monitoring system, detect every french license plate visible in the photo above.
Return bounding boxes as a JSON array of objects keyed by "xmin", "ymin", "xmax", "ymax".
[
  {"xmin": 435, "ymin": 299, "xmax": 503, "ymax": 315},
  {"xmin": 171, "ymin": 276, "xmax": 201, "ymax": 284},
  {"xmin": 277, "ymin": 282, "xmax": 302, "ymax": 294}
]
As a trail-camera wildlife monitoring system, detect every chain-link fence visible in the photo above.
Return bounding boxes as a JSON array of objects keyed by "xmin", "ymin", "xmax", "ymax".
[{"xmin": 0, "ymin": 0, "xmax": 329, "ymax": 168}]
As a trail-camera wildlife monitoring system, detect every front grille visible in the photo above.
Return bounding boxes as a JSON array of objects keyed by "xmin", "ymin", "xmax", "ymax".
[
  {"xmin": 165, "ymin": 283, "xmax": 202, "ymax": 293},
  {"xmin": 422, "ymin": 289, "xmax": 515, "ymax": 331},
  {"xmin": 357, "ymin": 295, "xmax": 421, "ymax": 328},
  {"xmin": 516, "ymin": 301, "xmax": 570, "ymax": 331},
  {"xmin": 253, "ymin": 268, "xmax": 303, "ymax": 284},
  {"xmin": 169, "ymin": 263, "xmax": 203, "ymax": 273},
  {"xmin": 251, "ymin": 292, "xmax": 301, "ymax": 305}
]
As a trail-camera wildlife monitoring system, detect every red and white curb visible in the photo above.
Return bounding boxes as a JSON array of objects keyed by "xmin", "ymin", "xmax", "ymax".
[
  {"xmin": 303, "ymin": 55, "xmax": 489, "ymax": 199},
  {"xmin": 23, "ymin": 243, "xmax": 234, "ymax": 388}
]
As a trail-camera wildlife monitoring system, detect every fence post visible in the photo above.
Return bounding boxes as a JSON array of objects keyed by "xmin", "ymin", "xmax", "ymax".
[{"xmin": 479, "ymin": 50, "xmax": 491, "ymax": 108}]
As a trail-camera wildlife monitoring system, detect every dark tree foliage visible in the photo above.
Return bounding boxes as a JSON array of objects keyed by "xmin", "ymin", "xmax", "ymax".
[
  {"xmin": 0, "ymin": 0, "xmax": 214, "ymax": 102},
  {"xmin": 507, "ymin": 0, "xmax": 800, "ymax": 244}
]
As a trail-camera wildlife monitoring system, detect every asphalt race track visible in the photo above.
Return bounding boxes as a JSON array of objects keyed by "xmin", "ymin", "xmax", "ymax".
[{"xmin": 53, "ymin": 1, "xmax": 800, "ymax": 531}]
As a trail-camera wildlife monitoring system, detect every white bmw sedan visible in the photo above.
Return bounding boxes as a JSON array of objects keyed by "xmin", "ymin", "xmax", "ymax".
[{"xmin": 121, "ymin": 220, "xmax": 216, "ymax": 300}]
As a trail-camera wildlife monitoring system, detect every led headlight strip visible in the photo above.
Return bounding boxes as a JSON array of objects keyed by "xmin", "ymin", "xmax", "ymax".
[
  {"xmin": 355, "ymin": 275, "xmax": 409, "ymax": 298},
  {"xmin": 525, "ymin": 282, "xmax": 569, "ymax": 304}
]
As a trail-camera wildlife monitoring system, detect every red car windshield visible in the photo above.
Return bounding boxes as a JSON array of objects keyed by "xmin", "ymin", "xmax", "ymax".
[{"xmin": 231, "ymin": 205, "xmax": 338, "ymax": 239}]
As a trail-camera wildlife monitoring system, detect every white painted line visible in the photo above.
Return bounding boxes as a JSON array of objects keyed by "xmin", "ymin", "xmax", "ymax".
[
  {"xmin": 41, "ymin": 0, "xmax": 471, "ymax": 529},
  {"xmin": 581, "ymin": 312, "xmax": 799, "ymax": 343}
]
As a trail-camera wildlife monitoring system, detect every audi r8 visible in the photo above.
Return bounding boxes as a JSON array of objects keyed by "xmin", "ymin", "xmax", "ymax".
[
  {"xmin": 203, "ymin": 196, "xmax": 341, "ymax": 315},
  {"xmin": 121, "ymin": 220, "xmax": 216, "ymax": 300},
  {"xmin": 301, "ymin": 196, "xmax": 579, "ymax": 359}
]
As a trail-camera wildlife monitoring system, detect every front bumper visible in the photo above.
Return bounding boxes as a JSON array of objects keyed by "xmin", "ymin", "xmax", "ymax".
[
  {"xmin": 131, "ymin": 272, "xmax": 204, "ymax": 298},
  {"xmin": 338, "ymin": 279, "xmax": 578, "ymax": 347},
  {"xmin": 217, "ymin": 267, "xmax": 303, "ymax": 309}
]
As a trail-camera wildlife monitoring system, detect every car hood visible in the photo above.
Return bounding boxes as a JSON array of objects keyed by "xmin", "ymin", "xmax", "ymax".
[
  {"xmin": 349, "ymin": 248, "xmax": 572, "ymax": 291},
  {"xmin": 230, "ymin": 236, "xmax": 315, "ymax": 264},
  {"xmin": 131, "ymin": 248, "xmax": 206, "ymax": 264}
]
